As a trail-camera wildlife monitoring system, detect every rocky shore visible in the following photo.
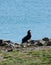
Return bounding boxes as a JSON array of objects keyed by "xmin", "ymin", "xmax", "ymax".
[{"xmin": 0, "ymin": 37, "xmax": 51, "ymax": 52}]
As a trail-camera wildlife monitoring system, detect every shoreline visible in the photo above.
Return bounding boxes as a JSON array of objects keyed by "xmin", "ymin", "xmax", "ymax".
[{"xmin": 0, "ymin": 37, "xmax": 51, "ymax": 52}]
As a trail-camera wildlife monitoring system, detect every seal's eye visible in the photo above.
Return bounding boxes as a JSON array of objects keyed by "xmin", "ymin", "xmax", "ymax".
[
  {"xmin": 29, "ymin": 30, "xmax": 31, "ymax": 33},
  {"xmin": 28, "ymin": 30, "xmax": 31, "ymax": 32}
]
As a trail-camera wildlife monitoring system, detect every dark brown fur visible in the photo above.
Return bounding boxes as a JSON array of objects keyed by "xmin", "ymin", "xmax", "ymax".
[{"xmin": 22, "ymin": 30, "xmax": 31, "ymax": 43}]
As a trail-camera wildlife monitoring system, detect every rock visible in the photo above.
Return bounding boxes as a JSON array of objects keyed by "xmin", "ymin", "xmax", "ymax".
[
  {"xmin": 3, "ymin": 40, "xmax": 14, "ymax": 48},
  {"xmin": 0, "ymin": 40, "xmax": 3, "ymax": 44},
  {"xmin": 39, "ymin": 40, "xmax": 46, "ymax": 46},
  {"xmin": 21, "ymin": 40, "xmax": 45, "ymax": 47},
  {"xmin": 4, "ymin": 40, "xmax": 14, "ymax": 44},
  {"xmin": 34, "ymin": 41, "xmax": 43, "ymax": 46},
  {"xmin": 7, "ymin": 48, "xmax": 13, "ymax": 52},
  {"xmin": 36, "ymin": 42, "xmax": 43, "ymax": 46},
  {"xmin": 14, "ymin": 43, "xmax": 21, "ymax": 48},
  {"xmin": 27, "ymin": 40, "xmax": 35, "ymax": 46},
  {"xmin": 29, "ymin": 40, "xmax": 35, "ymax": 44},
  {"xmin": 0, "ymin": 39, "xmax": 14, "ymax": 51},
  {"xmin": 42, "ymin": 37, "xmax": 49, "ymax": 41},
  {"xmin": 22, "ymin": 43, "xmax": 27, "ymax": 47},
  {"xmin": 0, "ymin": 40, "xmax": 8, "ymax": 46},
  {"xmin": 0, "ymin": 40, "xmax": 3, "ymax": 46},
  {"xmin": 46, "ymin": 41, "xmax": 51, "ymax": 46}
]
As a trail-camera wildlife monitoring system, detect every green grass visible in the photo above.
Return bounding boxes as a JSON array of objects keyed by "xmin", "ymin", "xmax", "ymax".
[{"xmin": 0, "ymin": 48, "xmax": 51, "ymax": 65}]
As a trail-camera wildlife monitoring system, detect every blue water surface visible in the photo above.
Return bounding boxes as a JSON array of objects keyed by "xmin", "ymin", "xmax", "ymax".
[{"xmin": 0, "ymin": 0, "xmax": 51, "ymax": 43}]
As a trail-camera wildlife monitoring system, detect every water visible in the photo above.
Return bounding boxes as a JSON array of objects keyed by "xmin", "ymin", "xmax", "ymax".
[{"xmin": 0, "ymin": 0, "xmax": 51, "ymax": 43}]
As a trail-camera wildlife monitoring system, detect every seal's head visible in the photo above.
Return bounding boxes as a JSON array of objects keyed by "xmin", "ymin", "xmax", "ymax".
[{"xmin": 27, "ymin": 30, "xmax": 31, "ymax": 35}]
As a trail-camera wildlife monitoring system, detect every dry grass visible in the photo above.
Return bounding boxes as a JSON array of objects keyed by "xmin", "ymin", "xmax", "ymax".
[{"xmin": 0, "ymin": 46, "xmax": 51, "ymax": 65}]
